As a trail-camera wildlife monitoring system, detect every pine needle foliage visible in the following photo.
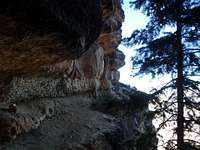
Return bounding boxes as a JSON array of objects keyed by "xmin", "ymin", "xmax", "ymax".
[{"xmin": 123, "ymin": 0, "xmax": 200, "ymax": 149}]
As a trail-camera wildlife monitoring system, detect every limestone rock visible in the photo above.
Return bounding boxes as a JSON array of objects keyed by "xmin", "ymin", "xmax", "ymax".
[
  {"xmin": 0, "ymin": 33, "xmax": 69, "ymax": 75},
  {"xmin": 101, "ymin": 0, "xmax": 124, "ymax": 32},
  {"xmin": 0, "ymin": 0, "xmax": 125, "ymax": 83},
  {"xmin": 1, "ymin": 89, "xmax": 157, "ymax": 150},
  {"xmin": 100, "ymin": 50, "xmax": 125, "ymax": 83},
  {"xmin": 75, "ymin": 43, "xmax": 104, "ymax": 79},
  {"xmin": 110, "ymin": 70, "xmax": 120, "ymax": 82},
  {"xmin": 97, "ymin": 31, "xmax": 122, "ymax": 55},
  {"xmin": 0, "ymin": 0, "xmax": 102, "ymax": 58},
  {"xmin": 0, "ymin": 0, "xmax": 158, "ymax": 149},
  {"xmin": 0, "ymin": 99, "xmax": 54, "ymax": 141},
  {"xmin": 109, "ymin": 49, "xmax": 125, "ymax": 70},
  {"xmin": 96, "ymin": 0, "xmax": 125, "ymax": 84},
  {"xmin": 98, "ymin": 0, "xmax": 124, "ymax": 55},
  {"xmin": 0, "ymin": 0, "xmax": 102, "ymax": 78},
  {"xmin": 3, "ymin": 77, "xmax": 100, "ymax": 103},
  {"xmin": 42, "ymin": 43, "xmax": 104, "ymax": 79},
  {"xmin": 46, "ymin": 0, "xmax": 102, "ymax": 53}
]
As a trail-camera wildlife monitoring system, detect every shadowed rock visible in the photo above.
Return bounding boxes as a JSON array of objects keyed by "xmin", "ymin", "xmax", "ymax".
[
  {"xmin": 0, "ymin": 99, "xmax": 54, "ymax": 142},
  {"xmin": 0, "ymin": 1, "xmax": 157, "ymax": 149}
]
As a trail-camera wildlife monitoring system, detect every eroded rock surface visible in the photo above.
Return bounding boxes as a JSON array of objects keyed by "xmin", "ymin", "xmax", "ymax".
[
  {"xmin": 4, "ymin": 77, "xmax": 100, "ymax": 103},
  {"xmin": 0, "ymin": 0, "xmax": 157, "ymax": 149},
  {"xmin": 0, "ymin": 99, "xmax": 54, "ymax": 141},
  {"xmin": 0, "ymin": 84, "xmax": 157, "ymax": 150}
]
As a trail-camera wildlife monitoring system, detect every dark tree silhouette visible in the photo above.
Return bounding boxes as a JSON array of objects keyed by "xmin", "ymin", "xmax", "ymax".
[{"xmin": 123, "ymin": 0, "xmax": 200, "ymax": 150}]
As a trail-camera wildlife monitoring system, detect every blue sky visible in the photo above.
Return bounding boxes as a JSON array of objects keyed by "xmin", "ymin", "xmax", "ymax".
[
  {"xmin": 119, "ymin": 1, "xmax": 171, "ymax": 93},
  {"xmin": 119, "ymin": 3, "xmax": 174, "ymax": 147},
  {"xmin": 119, "ymin": 2, "xmax": 200, "ymax": 149}
]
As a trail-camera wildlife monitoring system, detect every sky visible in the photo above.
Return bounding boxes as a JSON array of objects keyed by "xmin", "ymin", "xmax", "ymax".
[
  {"xmin": 119, "ymin": 2, "xmax": 173, "ymax": 149},
  {"xmin": 119, "ymin": 0, "xmax": 172, "ymax": 93},
  {"xmin": 119, "ymin": 1, "xmax": 200, "ymax": 149}
]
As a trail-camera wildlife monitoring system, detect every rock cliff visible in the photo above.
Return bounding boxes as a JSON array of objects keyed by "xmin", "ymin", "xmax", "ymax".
[{"xmin": 0, "ymin": 0, "xmax": 157, "ymax": 149}]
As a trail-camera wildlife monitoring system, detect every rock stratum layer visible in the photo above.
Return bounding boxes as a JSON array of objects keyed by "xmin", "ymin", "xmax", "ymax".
[{"xmin": 0, "ymin": 0, "xmax": 157, "ymax": 149}]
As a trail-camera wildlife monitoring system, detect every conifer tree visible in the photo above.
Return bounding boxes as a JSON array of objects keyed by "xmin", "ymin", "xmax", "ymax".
[{"xmin": 123, "ymin": 0, "xmax": 200, "ymax": 149}]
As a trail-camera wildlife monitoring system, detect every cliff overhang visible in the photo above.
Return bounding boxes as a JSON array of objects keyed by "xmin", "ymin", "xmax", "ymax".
[{"xmin": 0, "ymin": 0, "xmax": 157, "ymax": 149}]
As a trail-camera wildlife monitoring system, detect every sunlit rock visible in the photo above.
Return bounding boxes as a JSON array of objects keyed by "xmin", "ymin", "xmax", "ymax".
[{"xmin": 97, "ymin": 31, "xmax": 122, "ymax": 55}]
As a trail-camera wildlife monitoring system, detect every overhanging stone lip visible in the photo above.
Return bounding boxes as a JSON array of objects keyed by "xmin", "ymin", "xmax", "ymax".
[{"xmin": 0, "ymin": 2, "xmax": 158, "ymax": 148}]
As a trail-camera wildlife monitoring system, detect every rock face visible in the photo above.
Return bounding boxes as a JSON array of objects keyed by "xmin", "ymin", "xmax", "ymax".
[
  {"xmin": 0, "ymin": 0, "xmax": 157, "ymax": 149},
  {"xmin": 0, "ymin": 84, "xmax": 157, "ymax": 150}
]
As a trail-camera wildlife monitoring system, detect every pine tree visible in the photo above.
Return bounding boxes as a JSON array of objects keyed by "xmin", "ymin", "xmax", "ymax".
[{"xmin": 123, "ymin": 0, "xmax": 200, "ymax": 149}]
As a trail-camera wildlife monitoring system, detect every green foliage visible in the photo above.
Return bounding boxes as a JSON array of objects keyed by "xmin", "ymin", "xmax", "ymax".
[
  {"xmin": 123, "ymin": 0, "xmax": 200, "ymax": 149},
  {"xmin": 123, "ymin": 0, "xmax": 200, "ymax": 78}
]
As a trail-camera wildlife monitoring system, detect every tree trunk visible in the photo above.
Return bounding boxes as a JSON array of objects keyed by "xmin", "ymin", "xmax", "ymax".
[{"xmin": 176, "ymin": 1, "xmax": 184, "ymax": 150}]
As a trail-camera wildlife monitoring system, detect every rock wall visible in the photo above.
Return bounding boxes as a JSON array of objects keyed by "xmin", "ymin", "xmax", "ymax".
[{"xmin": 0, "ymin": 0, "xmax": 157, "ymax": 149}]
